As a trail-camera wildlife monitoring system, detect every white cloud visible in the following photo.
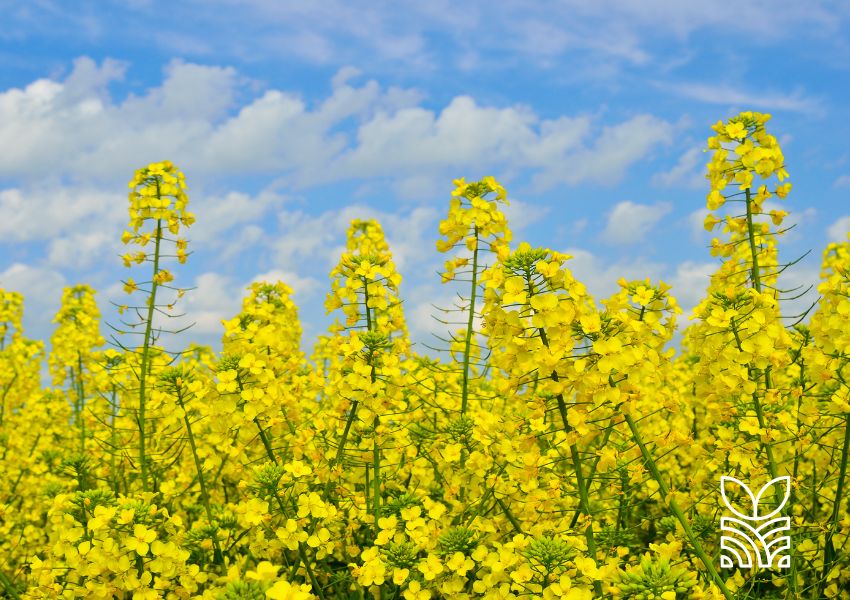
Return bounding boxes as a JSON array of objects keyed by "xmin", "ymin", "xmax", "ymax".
[
  {"xmin": 250, "ymin": 269, "xmax": 320, "ymax": 299},
  {"xmin": 47, "ymin": 230, "xmax": 119, "ymax": 270},
  {"xmin": 86, "ymin": 0, "xmax": 846, "ymax": 74},
  {"xmin": 502, "ymin": 199, "xmax": 550, "ymax": 233},
  {"xmin": 0, "ymin": 185, "xmax": 122, "ymax": 243},
  {"xmin": 563, "ymin": 248, "xmax": 666, "ymax": 300},
  {"xmin": 667, "ymin": 258, "xmax": 820, "ymax": 324},
  {"xmin": 688, "ymin": 208, "xmax": 710, "ymax": 241},
  {"xmin": 602, "ymin": 200, "xmax": 672, "ymax": 244},
  {"xmin": 0, "ymin": 59, "xmax": 672, "ymax": 192},
  {"xmin": 274, "ymin": 204, "xmax": 441, "ymax": 273},
  {"xmin": 663, "ymin": 81, "xmax": 821, "ymax": 114},
  {"xmin": 776, "ymin": 263, "xmax": 820, "ymax": 322},
  {"xmin": 0, "ymin": 58, "xmax": 241, "ymax": 181},
  {"xmin": 335, "ymin": 96, "xmax": 594, "ymax": 183},
  {"xmin": 180, "ymin": 269, "xmax": 320, "ymax": 338},
  {"xmin": 406, "ymin": 286, "xmax": 460, "ymax": 340},
  {"xmin": 532, "ymin": 114, "xmax": 675, "ymax": 189},
  {"xmin": 828, "ymin": 216, "xmax": 850, "ymax": 242},
  {"xmin": 834, "ymin": 175, "xmax": 850, "ymax": 188},
  {"xmin": 668, "ymin": 261, "xmax": 715, "ymax": 317},
  {"xmin": 559, "ymin": 250, "xmax": 721, "ymax": 320},
  {"xmin": 0, "ymin": 262, "xmax": 67, "ymax": 342},
  {"xmin": 653, "ymin": 147, "xmax": 705, "ymax": 189},
  {"xmin": 394, "ymin": 174, "xmax": 442, "ymax": 200},
  {"xmin": 0, "ymin": 181, "xmax": 289, "ymax": 273},
  {"xmin": 759, "ymin": 201, "xmax": 816, "ymax": 243},
  {"xmin": 181, "ymin": 272, "xmax": 241, "ymax": 335},
  {"xmin": 383, "ymin": 207, "xmax": 441, "ymax": 272},
  {"xmin": 570, "ymin": 218, "xmax": 588, "ymax": 236},
  {"xmin": 189, "ymin": 188, "xmax": 287, "ymax": 252}
]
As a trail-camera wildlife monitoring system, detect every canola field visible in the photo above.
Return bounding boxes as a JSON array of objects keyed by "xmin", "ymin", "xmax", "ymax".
[{"xmin": 0, "ymin": 112, "xmax": 848, "ymax": 599}]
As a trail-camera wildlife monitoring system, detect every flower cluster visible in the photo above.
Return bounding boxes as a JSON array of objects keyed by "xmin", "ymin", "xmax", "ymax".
[{"xmin": 0, "ymin": 115, "xmax": 849, "ymax": 600}]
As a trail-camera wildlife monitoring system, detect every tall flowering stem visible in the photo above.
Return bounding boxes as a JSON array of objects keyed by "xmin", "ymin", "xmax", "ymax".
[
  {"xmin": 436, "ymin": 177, "xmax": 510, "ymax": 458},
  {"xmin": 120, "ymin": 160, "xmax": 193, "ymax": 491},
  {"xmin": 704, "ymin": 112, "xmax": 791, "ymax": 487},
  {"xmin": 700, "ymin": 111, "xmax": 798, "ymax": 593},
  {"xmin": 481, "ymin": 244, "xmax": 604, "ymax": 595},
  {"xmin": 49, "ymin": 285, "xmax": 104, "ymax": 455}
]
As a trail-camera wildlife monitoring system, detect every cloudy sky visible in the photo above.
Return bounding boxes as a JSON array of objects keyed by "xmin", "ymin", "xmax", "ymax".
[{"xmin": 1, "ymin": 0, "xmax": 849, "ymax": 353}]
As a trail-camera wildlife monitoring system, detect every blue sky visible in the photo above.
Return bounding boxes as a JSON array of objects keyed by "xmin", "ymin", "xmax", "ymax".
[{"xmin": 1, "ymin": 0, "xmax": 849, "ymax": 353}]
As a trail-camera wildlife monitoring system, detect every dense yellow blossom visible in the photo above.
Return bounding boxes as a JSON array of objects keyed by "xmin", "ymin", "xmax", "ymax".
[{"xmin": 0, "ymin": 116, "xmax": 849, "ymax": 600}]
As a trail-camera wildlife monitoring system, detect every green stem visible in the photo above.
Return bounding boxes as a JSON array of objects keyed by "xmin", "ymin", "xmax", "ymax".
[
  {"xmin": 821, "ymin": 413, "xmax": 850, "ymax": 590},
  {"xmin": 569, "ymin": 427, "xmax": 613, "ymax": 529},
  {"xmin": 323, "ymin": 399, "xmax": 359, "ymax": 504},
  {"xmin": 0, "ymin": 571, "xmax": 21, "ymax": 600},
  {"xmin": 742, "ymin": 187, "xmax": 779, "ymax": 478},
  {"xmin": 252, "ymin": 421, "xmax": 325, "ymax": 600},
  {"xmin": 373, "ymin": 416, "xmax": 381, "ymax": 532},
  {"xmin": 791, "ymin": 350, "xmax": 806, "ymax": 490},
  {"xmin": 744, "ymin": 187, "xmax": 764, "ymax": 294},
  {"xmin": 296, "ymin": 544, "xmax": 325, "ymax": 600},
  {"xmin": 0, "ymin": 372, "xmax": 18, "ymax": 428},
  {"xmin": 495, "ymin": 497, "xmax": 523, "ymax": 534},
  {"xmin": 254, "ymin": 417, "xmax": 277, "ymax": 464},
  {"xmin": 461, "ymin": 226, "xmax": 480, "ymax": 416},
  {"xmin": 457, "ymin": 230, "xmax": 480, "ymax": 482},
  {"xmin": 742, "ymin": 187, "xmax": 796, "ymax": 594},
  {"xmin": 535, "ymin": 316, "xmax": 602, "ymax": 597},
  {"xmin": 729, "ymin": 319, "xmax": 780, "ymax": 483},
  {"xmin": 560, "ymin": 395, "xmax": 603, "ymax": 598},
  {"xmin": 625, "ymin": 413, "xmax": 732, "ymax": 600},
  {"xmin": 326, "ymin": 279, "xmax": 377, "ymax": 503},
  {"xmin": 109, "ymin": 384, "xmax": 119, "ymax": 494},
  {"xmin": 0, "ymin": 568, "xmax": 20, "ymax": 600},
  {"xmin": 137, "ymin": 216, "xmax": 164, "ymax": 492},
  {"xmin": 76, "ymin": 351, "xmax": 86, "ymax": 453},
  {"xmin": 175, "ymin": 387, "xmax": 223, "ymax": 564}
]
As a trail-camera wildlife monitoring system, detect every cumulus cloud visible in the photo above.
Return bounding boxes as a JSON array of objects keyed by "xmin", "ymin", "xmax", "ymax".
[
  {"xmin": 0, "ymin": 57, "xmax": 241, "ymax": 181},
  {"xmin": 199, "ymin": 188, "xmax": 279, "ymax": 239},
  {"xmin": 0, "ymin": 262, "xmax": 67, "ymax": 342},
  {"xmin": 563, "ymin": 248, "xmax": 666, "ymax": 300},
  {"xmin": 175, "ymin": 269, "xmax": 320, "ymax": 339},
  {"xmin": 602, "ymin": 200, "xmax": 672, "ymax": 244},
  {"xmin": 687, "ymin": 208, "xmax": 711, "ymax": 241},
  {"xmin": 181, "ymin": 272, "xmax": 242, "ymax": 335},
  {"xmin": 250, "ymin": 269, "xmax": 321, "ymax": 299},
  {"xmin": 532, "ymin": 115, "xmax": 675, "ymax": 189},
  {"xmin": 653, "ymin": 147, "xmax": 705, "ymax": 189},
  {"xmin": 558, "ymin": 250, "xmax": 719, "ymax": 319},
  {"xmin": 273, "ymin": 204, "xmax": 441, "ymax": 273},
  {"xmin": 668, "ymin": 260, "xmax": 715, "ymax": 317},
  {"xmin": 0, "ymin": 58, "xmax": 673, "ymax": 192},
  {"xmin": 336, "ymin": 97, "xmax": 593, "ymax": 181},
  {"xmin": 828, "ymin": 216, "xmax": 850, "ymax": 242},
  {"xmin": 405, "ymin": 286, "xmax": 463, "ymax": 340},
  {"xmin": 502, "ymin": 199, "xmax": 550, "ymax": 233},
  {"xmin": 0, "ymin": 185, "xmax": 123, "ymax": 243},
  {"xmin": 47, "ymin": 230, "xmax": 119, "ymax": 270},
  {"xmin": 0, "ymin": 182, "xmax": 288, "ymax": 269}
]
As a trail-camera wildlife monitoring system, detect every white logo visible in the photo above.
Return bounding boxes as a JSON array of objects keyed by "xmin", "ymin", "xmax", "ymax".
[{"xmin": 719, "ymin": 476, "xmax": 791, "ymax": 569}]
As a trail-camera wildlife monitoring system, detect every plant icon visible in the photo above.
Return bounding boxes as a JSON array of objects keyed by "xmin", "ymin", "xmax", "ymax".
[{"xmin": 719, "ymin": 476, "xmax": 791, "ymax": 569}]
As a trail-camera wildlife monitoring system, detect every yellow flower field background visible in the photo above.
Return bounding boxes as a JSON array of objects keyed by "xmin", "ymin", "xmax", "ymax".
[{"xmin": 0, "ymin": 111, "xmax": 848, "ymax": 599}]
